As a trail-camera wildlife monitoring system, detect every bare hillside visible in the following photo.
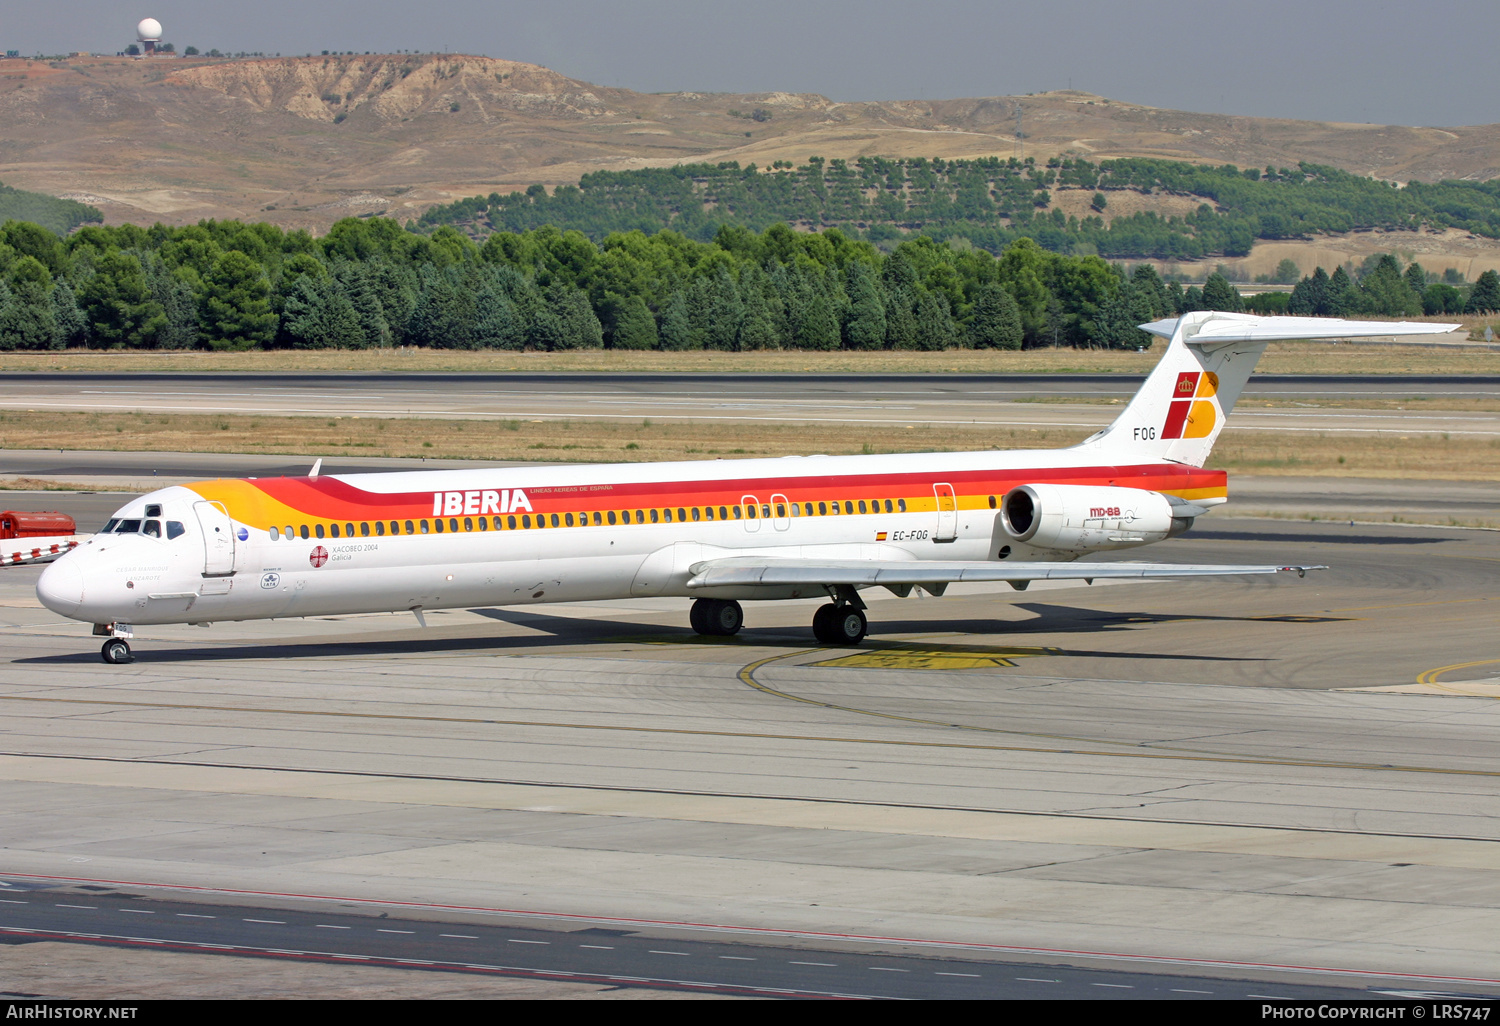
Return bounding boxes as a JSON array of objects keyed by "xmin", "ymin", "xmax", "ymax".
[{"xmin": 3, "ymin": 53, "xmax": 1499, "ymax": 235}]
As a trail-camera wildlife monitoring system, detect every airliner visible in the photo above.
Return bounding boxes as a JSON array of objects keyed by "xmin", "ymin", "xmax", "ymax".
[{"xmin": 36, "ymin": 312, "xmax": 1454, "ymax": 663}]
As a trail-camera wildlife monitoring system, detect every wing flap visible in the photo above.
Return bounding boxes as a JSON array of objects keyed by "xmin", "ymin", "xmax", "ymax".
[{"xmin": 685, "ymin": 556, "xmax": 1323, "ymax": 589}]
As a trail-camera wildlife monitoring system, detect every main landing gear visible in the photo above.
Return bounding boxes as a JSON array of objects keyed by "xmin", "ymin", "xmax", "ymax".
[
  {"xmin": 690, "ymin": 598, "xmax": 744, "ymax": 637},
  {"xmin": 689, "ymin": 587, "xmax": 870, "ymax": 646}
]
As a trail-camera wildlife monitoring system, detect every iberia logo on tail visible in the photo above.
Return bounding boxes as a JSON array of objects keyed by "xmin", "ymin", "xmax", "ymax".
[{"xmin": 1161, "ymin": 371, "xmax": 1219, "ymax": 440}]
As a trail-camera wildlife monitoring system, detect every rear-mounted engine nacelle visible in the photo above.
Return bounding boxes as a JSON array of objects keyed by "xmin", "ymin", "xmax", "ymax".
[{"xmin": 1000, "ymin": 483, "xmax": 1194, "ymax": 553}]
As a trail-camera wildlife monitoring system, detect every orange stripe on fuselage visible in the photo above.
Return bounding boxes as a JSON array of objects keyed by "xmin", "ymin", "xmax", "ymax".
[{"xmin": 183, "ymin": 464, "xmax": 1228, "ymax": 531}]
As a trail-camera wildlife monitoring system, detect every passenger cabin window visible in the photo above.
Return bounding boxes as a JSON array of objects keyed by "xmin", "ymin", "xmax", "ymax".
[
  {"xmin": 420, "ymin": 520, "xmax": 429, "ymax": 534},
  {"xmin": 551, "ymin": 514, "xmax": 561, "ymax": 527},
  {"xmin": 705, "ymin": 507, "xmax": 715, "ymax": 521},
  {"xmin": 508, "ymin": 515, "xmax": 517, "ymax": 530},
  {"xmin": 330, "ymin": 524, "xmax": 340, "ymax": 538},
  {"xmin": 592, "ymin": 512, "xmax": 602, "ymax": 526},
  {"xmin": 744, "ymin": 506, "xmax": 756, "ymax": 519},
  {"xmin": 733, "ymin": 506, "xmax": 742, "ymax": 519},
  {"xmin": 650, "ymin": 509, "xmax": 659, "ymax": 523},
  {"xmin": 844, "ymin": 501, "xmax": 854, "ymax": 515},
  {"xmin": 299, "ymin": 525, "xmax": 310, "ymax": 540},
  {"xmin": 884, "ymin": 500, "xmax": 893, "ymax": 513},
  {"xmin": 678, "ymin": 508, "xmax": 687, "ymax": 522},
  {"xmin": 664, "ymin": 508, "xmax": 673, "ymax": 523},
  {"xmin": 403, "ymin": 521, "xmax": 413, "ymax": 534},
  {"xmin": 898, "ymin": 499, "xmax": 907, "ymax": 512},
  {"xmin": 346, "ymin": 523, "xmax": 355, "ymax": 537},
  {"xmin": 434, "ymin": 519, "xmax": 444, "ymax": 533},
  {"xmin": 167, "ymin": 521, "xmax": 185, "ymax": 540},
  {"xmin": 449, "ymin": 518, "xmax": 458, "ymax": 532},
  {"xmin": 270, "ymin": 527, "xmax": 280, "ymax": 541},
  {"xmin": 315, "ymin": 524, "xmax": 326, "ymax": 539},
  {"xmin": 464, "ymin": 517, "xmax": 473, "ymax": 532},
  {"xmin": 692, "ymin": 507, "xmax": 700, "ymax": 522},
  {"xmin": 361, "ymin": 522, "xmax": 370, "ymax": 537},
  {"xmin": 819, "ymin": 502, "xmax": 827, "ymax": 516},
  {"xmin": 719, "ymin": 507, "xmax": 728, "ymax": 520},
  {"xmin": 565, "ymin": 512, "xmax": 575, "ymax": 527},
  {"xmin": 775, "ymin": 504, "xmax": 785, "ymax": 517},
  {"xmin": 376, "ymin": 521, "xmax": 385, "ymax": 536},
  {"xmin": 858, "ymin": 501, "xmax": 867, "ymax": 514}
]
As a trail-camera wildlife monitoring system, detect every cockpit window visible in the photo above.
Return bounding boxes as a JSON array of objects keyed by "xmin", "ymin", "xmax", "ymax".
[
  {"xmin": 166, "ymin": 522, "xmax": 185, "ymax": 540},
  {"xmin": 103, "ymin": 519, "xmax": 120, "ymax": 533},
  {"xmin": 116, "ymin": 519, "xmax": 142, "ymax": 533},
  {"xmin": 142, "ymin": 520, "xmax": 161, "ymax": 538},
  {"xmin": 145, "ymin": 504, "xmax": 162, "ymax": 518}
]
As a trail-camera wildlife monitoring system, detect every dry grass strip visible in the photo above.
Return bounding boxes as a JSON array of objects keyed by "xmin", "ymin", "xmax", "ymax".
[{"xmin": 4, "ymin": 410, "xmax": 1498, "ymax": 480}]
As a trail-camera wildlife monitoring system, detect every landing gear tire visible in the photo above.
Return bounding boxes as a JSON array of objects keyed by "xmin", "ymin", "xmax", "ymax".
[
  {"xmin": 813, "ymin": 603, "xmax": 867, "ymax": 646},
  {"xmin": 691, "ymin": 598, "xmax": 743, "ymax": 637},
  {"xmin": 101, "ymin": 638, "xmax": 132, "ymax": 664}
]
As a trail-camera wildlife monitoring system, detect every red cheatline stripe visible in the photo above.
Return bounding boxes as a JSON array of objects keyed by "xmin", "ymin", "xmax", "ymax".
[{"xmin": 224, "ymin": 464, "xmax": 1228, "ymax": 523}]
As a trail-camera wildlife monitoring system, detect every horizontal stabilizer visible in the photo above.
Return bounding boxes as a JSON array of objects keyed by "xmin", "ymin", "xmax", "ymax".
[
  {"xmin": 686, "ymin": 556, "xmax": 1324, "ymax": 589},
  {"xmin": 1138, "ymin": 313, "xmax": 1460, "ymax": 345}
]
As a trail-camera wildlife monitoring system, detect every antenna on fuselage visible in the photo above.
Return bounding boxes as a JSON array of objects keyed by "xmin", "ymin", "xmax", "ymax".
[{"xmin": 309, "ymin": 459, "xmax": 322, "ymax": 479}]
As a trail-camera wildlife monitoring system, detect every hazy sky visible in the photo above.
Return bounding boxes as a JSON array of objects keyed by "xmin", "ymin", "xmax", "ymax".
[{"xmin": 11, "ymin": 1, "xmax": 1498, "ymax": 127}]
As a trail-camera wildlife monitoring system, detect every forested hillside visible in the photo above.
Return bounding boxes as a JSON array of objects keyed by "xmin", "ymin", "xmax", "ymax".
[
  {"xmin": 0, "ymin": 215, "xmax": 1487, "ymax": 356},
  {"xmin": 418, "ymin": 157, "xmax": 1500, "ymax": 262},
  {"xmin": 0, "ymin": 183, "xmax": 102, "ymax": 237}
]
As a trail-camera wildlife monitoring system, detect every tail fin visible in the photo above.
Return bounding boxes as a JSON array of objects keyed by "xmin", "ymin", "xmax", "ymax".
[{"xmin": 1074, "ymin": 312, "xmax": 1459, "ymax": 467}]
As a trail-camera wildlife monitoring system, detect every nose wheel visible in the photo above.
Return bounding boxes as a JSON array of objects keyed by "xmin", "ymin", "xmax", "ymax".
[
  {"xmin": 690, "ymin": 598, "xmax": 744, "ymax": 637},
  {"xmin": 100, "ymin": 638, "xmax": 133, "ymax": 664}
]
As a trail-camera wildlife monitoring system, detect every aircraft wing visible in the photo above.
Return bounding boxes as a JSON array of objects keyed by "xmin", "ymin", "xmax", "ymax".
[
  {"xmin": 685, "ymin": 556, "xmax": 1324, "ymax": 591},
  {"xmin": 1, "ymin": 536, "xmax": 83, "ymax": 568}
]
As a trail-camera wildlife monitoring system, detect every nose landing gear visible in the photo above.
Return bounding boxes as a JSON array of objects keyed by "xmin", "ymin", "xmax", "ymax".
[
  {"xmin": 101, "ymin": 638, "xmax": 132, "ymax": 664},
  {"xmin": 94, "ymin": 623, "xmax": 135, "ymax": 664}
]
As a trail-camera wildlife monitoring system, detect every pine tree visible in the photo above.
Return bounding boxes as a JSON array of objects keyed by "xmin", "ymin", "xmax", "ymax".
[
  {"xmin": 1325, "ymin": 266, "xmax": 1356, "ymax": 316},
  {"xmin": 704, "ymin": 267, "xmax": 743, "ymax": 351},
  {"xmin": 50, "ymin": 279, "xmax": 88, "ymax": 348},
  {"xmin": 200, "ymin": 250, "xmax": 275, "ymax": 351},
  {"xmin": 473, "ymin": 277, "xmax": 522, "ymax": 350},
  {"xmin": 843, "ymin": 261, "xmax": 886, "ymax": 350},
  {"xmin": 147, "ymin": 257, "xmax": 200, "ymax": 350},
  {"xmin": 0, "ymin": 258, "xmax": 57, "ymax": 350},
  {"xmin": 281, "ymin": 275, "xmax": 363, "ymax": 349},
  {"xmin": 548, "ymin": 282, "xmax": 603, "ymax": 350},
  {"xmin": 966, "ymin": 283, "xmax": 1023, "ymax": 349},
  {"xmin": 1201, "ymin": 272, "xmax": 1242, "ymax": 312},
  {"xmin": 610, "ymin": 293, "xmax": 659, "ymax": 350},
  {"xmin": 883, "ymin": 286, "xmax": 918, "ymax": 350},
  {"xmin": 1466, "ymin": 270, "xmax": 1500, "ymax": 314},
  {"xmin": 337, "ymin": 264, "xmax": 392, "ymax": 348},
  {"xmin": 657, "ymin": 289, "xmax": 697, "ymax": 351},
  {"xmin": 914, "ymin": 291, "xmax": 957, "ymax": 350},
  {"xmin": 78, "ymin": 250, "xmax": 166, "ymax": 348}
]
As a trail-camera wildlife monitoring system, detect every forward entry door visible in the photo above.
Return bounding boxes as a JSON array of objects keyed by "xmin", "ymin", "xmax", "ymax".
[{"xmin": 194, "ymin": 500, "xmax": 237, "ymax": 576}]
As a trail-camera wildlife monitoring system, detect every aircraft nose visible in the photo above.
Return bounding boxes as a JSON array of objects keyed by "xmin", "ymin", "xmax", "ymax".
[{"xmin": 36, "ymin": 558, "xmax": 84, "ymax": 619}]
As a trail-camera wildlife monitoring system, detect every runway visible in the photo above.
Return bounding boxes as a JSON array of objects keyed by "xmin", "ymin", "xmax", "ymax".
[
  {"xmin": 4, "ymin": 371, "xmax": 1500, "ymax": 436},
  {"xmin": 2, "ymin": 509, "xmax": 1499, "ymax": 996}
]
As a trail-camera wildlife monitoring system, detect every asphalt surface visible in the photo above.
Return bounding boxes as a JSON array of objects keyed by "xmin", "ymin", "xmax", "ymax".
[
  {"xmin": 0, "ymin": 885, "xmax": 1446, "ymax": 1000},
  {"xmin": 3, "ymin": 515, "xmax": 1500, "ymax": 996}
]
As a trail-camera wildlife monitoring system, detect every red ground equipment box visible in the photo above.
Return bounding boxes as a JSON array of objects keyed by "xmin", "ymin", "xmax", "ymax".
[{"xmin": 0, "ymin": 511, "xmax": 77, "ymax": 540}]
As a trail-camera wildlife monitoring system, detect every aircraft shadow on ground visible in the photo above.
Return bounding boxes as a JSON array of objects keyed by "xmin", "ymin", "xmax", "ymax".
[
  {"xmin": 19, "ymin": 602, "xmax": 1297, "ymax": 664},
  {"xmin": 1185, "ymin": 529, "xmax": 1452, "ymax": 546}
]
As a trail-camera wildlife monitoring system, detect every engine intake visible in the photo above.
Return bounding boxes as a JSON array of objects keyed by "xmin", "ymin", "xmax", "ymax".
[{"xmin": 1000, "ymin": 483, "xmax": 1194, "ymax": 553}]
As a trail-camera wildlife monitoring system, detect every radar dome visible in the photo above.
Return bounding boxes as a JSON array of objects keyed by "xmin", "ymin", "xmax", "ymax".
[{"xmin": 137, "ymin": 18, "xmax": 163, "ymax": 41}]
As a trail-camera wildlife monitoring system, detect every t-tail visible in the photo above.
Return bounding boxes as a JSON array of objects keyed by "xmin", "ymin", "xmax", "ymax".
[{"xmin": 1074, "ymin": 311, "xmax": 1459, "ymax": 467}]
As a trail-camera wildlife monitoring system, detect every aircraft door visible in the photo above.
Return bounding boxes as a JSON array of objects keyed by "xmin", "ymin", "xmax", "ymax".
[
  {"xmin": 933, "ymin": 483, "xmax": 958, "ymax": 542},
  {"xmin": 194, "ymin": 500, "xmax": 237, "ymax": 576},
  {"xmin": 741, "ymin": 494, "xmax": 761, "ymax": 532},
  {"xmin": 770, "ymin": 493, "xmax": 791, "ymax": 532}
]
